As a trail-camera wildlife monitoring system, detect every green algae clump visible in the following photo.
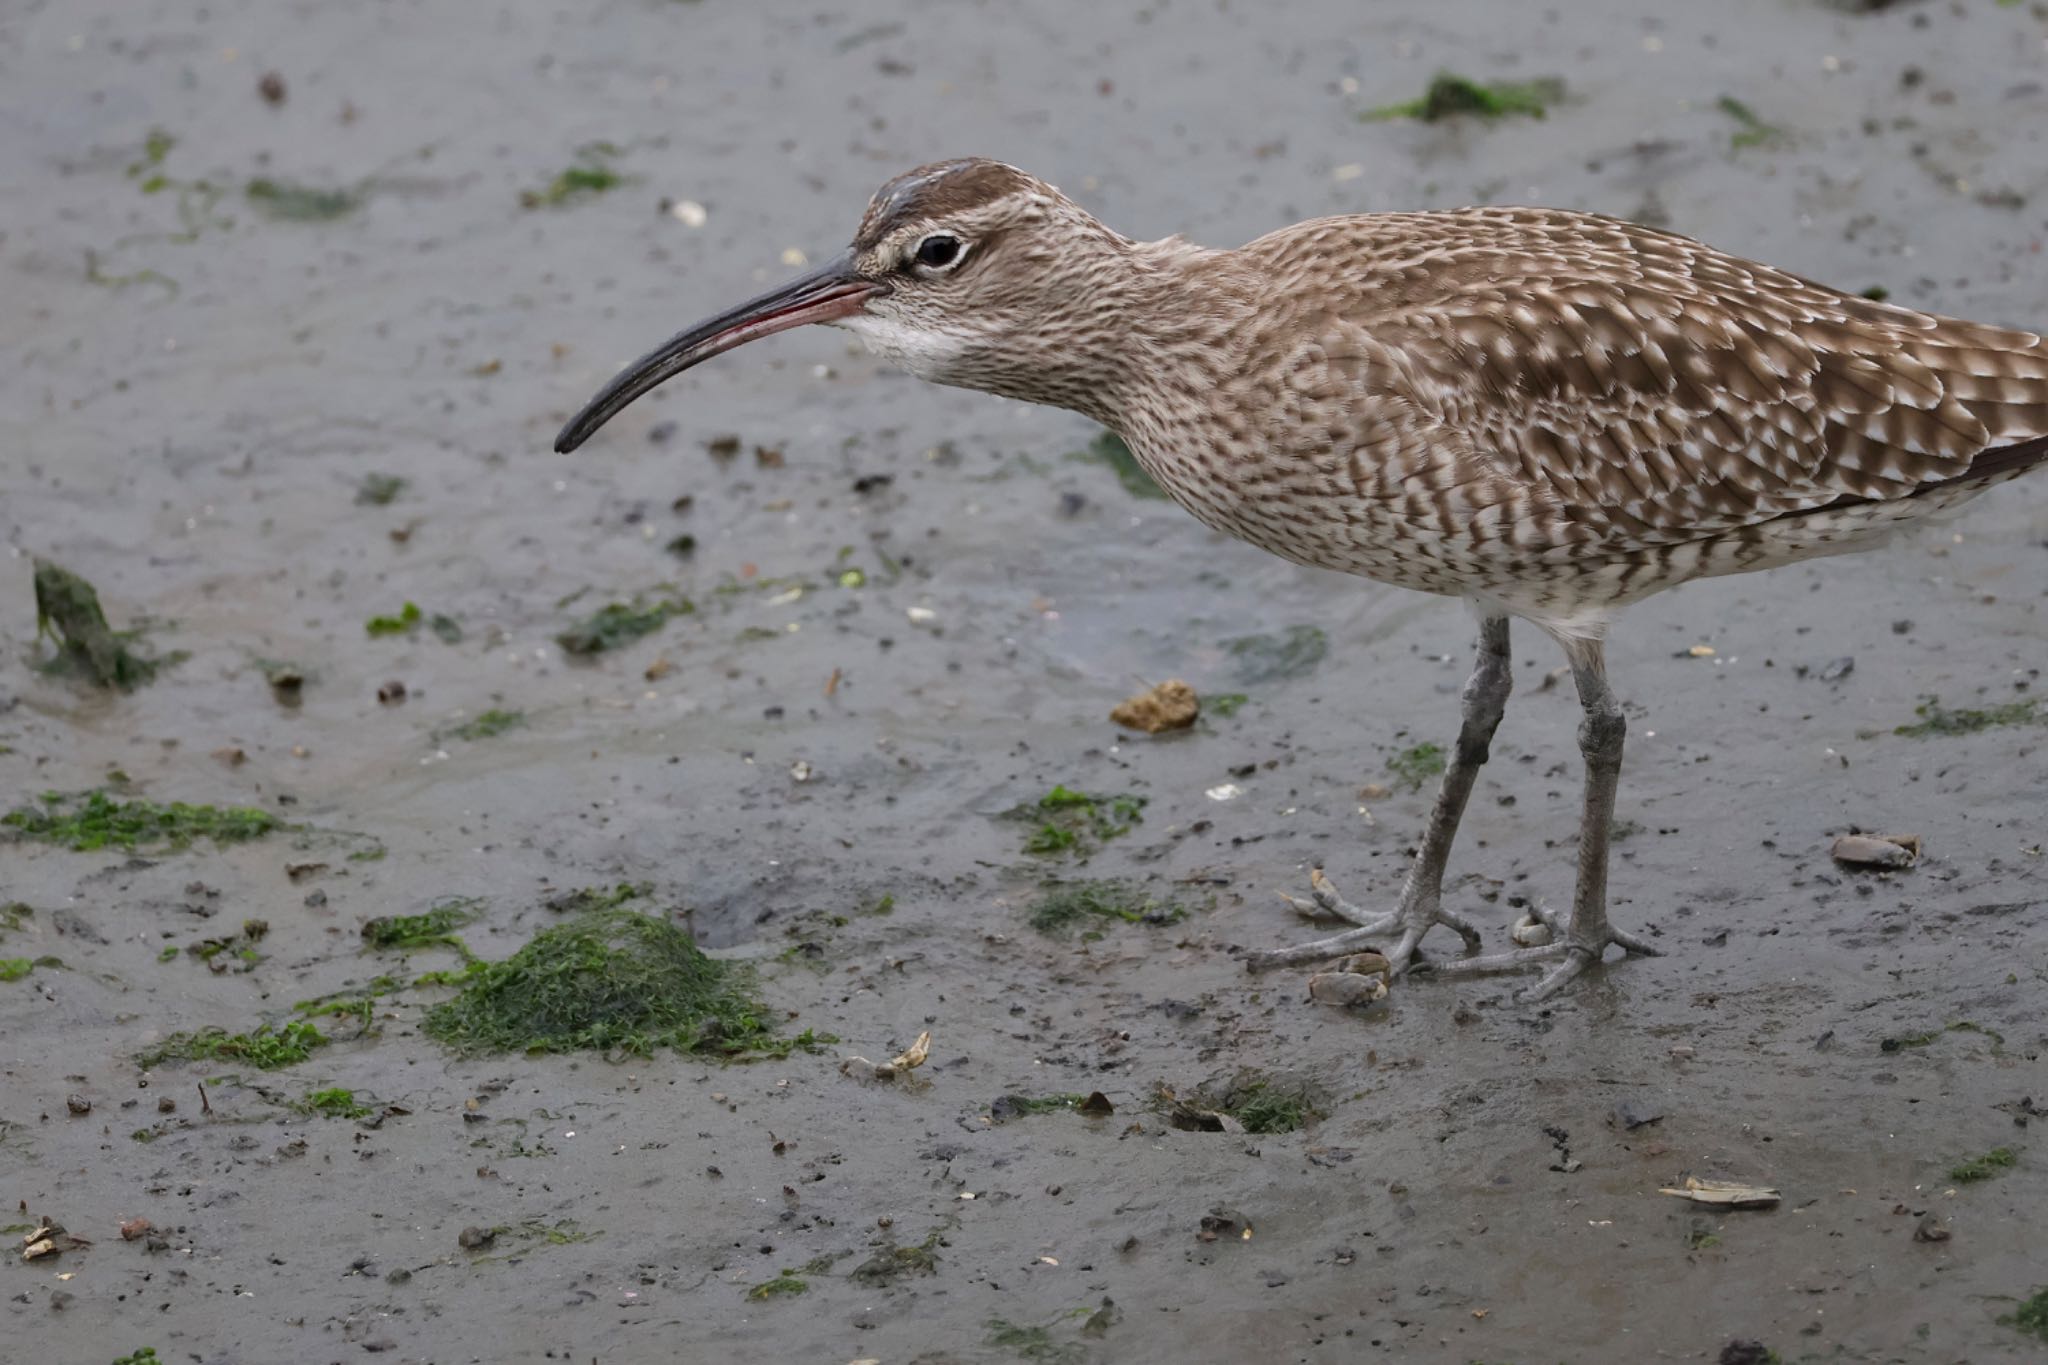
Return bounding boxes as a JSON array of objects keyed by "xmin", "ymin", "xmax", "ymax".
[
  {"xmin": 2002, "ymin": 1287, "xmax": 2048, "ymax": 1342},
  {"xmin": 1026, "ymin": 881, "xmax": 1184, "ymax": 936},
  {"xmin": 32, "ymin": 560, "xmax": 171, "ymax": 690},
  {"xmin": 361, "ymin": 897, "xmax": 481, "ymax": 954},
  {"xmin": 1363, "ymin": 73, "xmax": 1562, "ymax": 123},
  {"xmin": 138, "ymin": 1018, "xmax": 327, "ymax": 1070},
  {"xmin": 421, "ymin": 909, "xmax": 775, "ymax": 1057},
  {"xmin": 555, "ymin": 595, "xmax": 692, "ymax": 655},
  {"xmin": 4, "ymin": 790, "xmax": 281, "ymax": 852}
]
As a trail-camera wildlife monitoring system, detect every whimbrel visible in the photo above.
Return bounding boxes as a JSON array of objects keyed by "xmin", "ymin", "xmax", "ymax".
[{"xmin": 557, "ymin": 159, "xmax": 2048, "ymax": 1000}]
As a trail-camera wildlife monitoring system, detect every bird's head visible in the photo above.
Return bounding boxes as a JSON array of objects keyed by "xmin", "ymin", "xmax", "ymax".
[{"xmin": 554, "ymin": 158, "xmax": 1136, "ymax": 453}]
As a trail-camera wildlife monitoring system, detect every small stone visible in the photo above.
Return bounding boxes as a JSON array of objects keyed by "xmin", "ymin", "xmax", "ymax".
[
  {"xmin": 1830, "ymin": 833, "xmax": 1919, "ymax": 869},
  {"xmin": 1721, "ymin": 1342, "xmax": 1776, "ymax": 1365},
  {"xmin": 1612, "ymin": 1099, "xmax": 1664, "ymax": 1130},
  {"xmin": 457, "ymin": 1226, "xmax": 496, "ymax": 1250},
  {"xmin": 65, "ymin": 1094, "xmax": 91, "ymax": 1116},
  {"xmin": 119, "ymin": 1217, "xmax": 153, "ymax": 1241},
  {"xmin": 157, "ymin": 1096, "xmax": 176, "ymax": 1114},
  {"xmin": 1912, "ymin": 1215, "xmax": 1951, "ymax": 1243},
  {"xmin": 377, "ymin": 680, "xmax": 407, "ymax": 705}
]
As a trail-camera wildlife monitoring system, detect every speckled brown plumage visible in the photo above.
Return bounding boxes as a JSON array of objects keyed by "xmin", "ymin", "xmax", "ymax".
[{"xmin": 556, "ymin": 157, "xmax": 2048, "ymax": 1000}]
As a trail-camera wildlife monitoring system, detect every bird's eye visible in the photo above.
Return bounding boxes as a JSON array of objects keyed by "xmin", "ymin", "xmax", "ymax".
[{"xmin": 913, "ymin": 234, "xmax": 963, "ymax": 269}]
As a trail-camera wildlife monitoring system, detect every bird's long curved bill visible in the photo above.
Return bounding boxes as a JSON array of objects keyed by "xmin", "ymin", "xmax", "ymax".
[{"xmin": 554, "ymin": 252, "xmax": 880, "ymax": 453}]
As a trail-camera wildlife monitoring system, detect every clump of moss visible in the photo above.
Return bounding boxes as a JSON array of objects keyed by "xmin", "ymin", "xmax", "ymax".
[
  {"xmin": 1896, "ymin": 696, "xmax": 2040, "ymax": 738},
  {"xmin": 545, "ymin": 882, "xmax": 652, "ymax": 914},
  {"xmin": 851, "ymin": 1229, "xmax": 944, "ymax": 1285},
  {"xmin": 112, "ymin": 1350, "xmax": 162, "ymax": 1365},
  {"xmin": 989, "ymin": 1094, "xmax": 1089, "ymax": 1123},
  {"xmin": 1716, "ymin": 95, "xmax": 1786, "ymax": 150},
  {"xmin": 245, "ymin": 178, "xmax": 361, "ymax": 221},
  {"xmin": 1026, "ymin": 881, "xmax": 1183, "ymax": 936},
  {"xmin": 297, "ymin": 1087, "xmax": 372, "ymax": 1120},
  {"xmin": 1013, "ymin": 785, "xmax": 1146, "ymax": 858},
  {"xmin": 4, "ymin": 790, "xmax": 282, "ymax": 852},
  {"xmin": 420, "ymin": 908, "xmax": 780, "ymax": 1057},
  {"xmin": 466, "ymin": 1219, "xmax": 599, "ymax": 1257},
  {"xmin": 366, "ymin": 602, "xmax": 421, "ymax": 637},
  {"xmin": 1206, "ymin": 693, "xmax": 1249, "ymax": 717},
  {"xmin": 1363, "ymin": 73, "xmax": 1563, "ymax": 122},
  {"xmin": 1882, "ymin": 1020, "xmax": 2007, "ymax": 1054},
  {"xmin": 520, "ymin": 147, "xmax": 628, "ymax": 209},
  {"xmin": 1195, "ymin": 1071, "xmax": 1326, "ymax": 1135},
  {"xmin": 1230, "ymin": 1086, "xmax": 1313, "ymax": 1134},
  {"xmin": 365, "ymin": 602, "xmax": 460, "ymax": 642},
  {"xmin": 32, "ymin": 560, "xmax": 173, "ymax": 689},
  {"xmin": 138, "ymin": 1019, "xmax": 327, "ymax": 1071},
  {"xmin": 355, "ymin": 473, "xmax": 407, "ymax": 506},
  {"xmin": 1388, "ymin": 742, "xmax": 1447, "ymax": 792},
  {"xmin": 1224, "ymin": 625, "xmax": 1326, "ymax": 683},
  {"xmin": 985, "ymin": 1319, "xmax": 1085, "ymax": 1365},
  {"xmin": 1068, "ymin": 430, "xmax": 1166, "ymax": 500},
  {"xmin": 0, "ymin": 902, "xmax": 30, "ymax": 937},
  {"xmin": 1, "ymin": 957, "xmax": 45, "ymax": 982},
  {"xmin": 746, "ymin": 1271, "xmax": 809, "ymax": 1301},
  {"xmin": 2001, "ymin": 1287, "xmax": 2048, "ymax": 1343},
  {"xmin": 362, "ymin": 898, "xmax": 481, "ymax": 954},
  {"xmin": 189, "ymin": 918, "xmax": 270, "ymax": 974},
  {"xmin": 444, "ymin": 709, "xmax": 524, "ymax": 741},
  {"xmin": 556, "ymin": 594, "xmax": 692, "ymax": 655},
  {"xmin": 1949, "ymin": 1147, "xmax": 2018, "ymax": 1184}
]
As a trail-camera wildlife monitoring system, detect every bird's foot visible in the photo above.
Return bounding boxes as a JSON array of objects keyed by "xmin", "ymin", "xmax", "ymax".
[
  {"xmin": 1413, "ymin": 903, "xmax": 1658, "ymax": 1002},
  {"xmin": 1243, "ymin": 867, "xmax": 1482, "ymax": 975}
]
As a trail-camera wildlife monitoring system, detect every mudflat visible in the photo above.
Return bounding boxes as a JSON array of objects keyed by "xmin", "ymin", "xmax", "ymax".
[{"xmin": 3, "ymin": 1, "xmax": 2045, "ymax": 1361}]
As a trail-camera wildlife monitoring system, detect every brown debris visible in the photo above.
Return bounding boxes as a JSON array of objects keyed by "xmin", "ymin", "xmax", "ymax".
[
  {"xmin": 1307, "ymin": 951, "xmax": 1392, "ymax": 1007},
  {"xmin": 840, "ymin": 1030, "xmax": 932, "ymax": 1082},
  {"xmin": 1162, "ymin": 1087, "xmax": 1244, "ymax": 1134},
  {"xmin": 21, "ymin": 1217, "xmax": 88, "ymax": 1261},
  {"xmin": 1659, "ymin": 1177, "xmax": 1781, "ymax": 1208},
  {"xmin": 1829, "ymin": 833, "xmax": 1920, "ymax": 869},
  {"xmin": 1110, "ymin": 679, "xmax": 1200, "ymax": 734}
]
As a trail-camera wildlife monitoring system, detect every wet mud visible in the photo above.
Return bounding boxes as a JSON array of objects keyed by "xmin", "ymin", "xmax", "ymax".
[{"xmin": 3, "ymin": 0, "xmax": 2046, "ymax": 1361}]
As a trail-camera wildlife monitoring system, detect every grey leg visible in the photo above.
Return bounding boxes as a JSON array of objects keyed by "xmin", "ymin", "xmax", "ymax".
[
  {"xmin": 1247, "ymin": 612, "xmax": 1510, "ymax": 973},
  {"xmin": 1422, "ymin": 635, "xmax": 1658, "ymax": 1000}
]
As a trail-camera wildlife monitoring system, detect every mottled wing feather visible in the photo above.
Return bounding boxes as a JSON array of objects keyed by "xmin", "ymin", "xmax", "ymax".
[{"xmin": 1254, "ymin": 209, "xmax": 2048, "ymax": 551}]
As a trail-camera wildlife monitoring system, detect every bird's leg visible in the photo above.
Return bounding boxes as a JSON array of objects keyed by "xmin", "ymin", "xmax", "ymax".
[
  {"xmin": 1420, "ymin": 636, "xmax": 1659, "ymax": 1000},
  {"xmin": 1247, "ymin": 612, "xmax": 1509, "ymax": 973}
]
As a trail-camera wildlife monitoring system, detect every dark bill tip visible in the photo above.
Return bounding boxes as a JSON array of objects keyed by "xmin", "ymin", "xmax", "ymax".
[{"xmin": 554, "ymin": 252, "xmax": 880, "ymax": 454}]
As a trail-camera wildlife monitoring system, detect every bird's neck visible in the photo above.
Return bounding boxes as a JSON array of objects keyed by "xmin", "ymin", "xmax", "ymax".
[
  {"xmin": 1090, "ymin": 237, "xmax": 1259, "ymax": 431},
  {"xmin": 967, "ymin": 236, "xmax": 1252, "ymax": 430}
]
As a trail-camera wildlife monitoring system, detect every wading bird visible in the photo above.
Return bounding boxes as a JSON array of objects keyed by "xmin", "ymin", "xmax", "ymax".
[{"xmin": 556, "ymin": 159, "xmax": 2047, "ymax": 1000}]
